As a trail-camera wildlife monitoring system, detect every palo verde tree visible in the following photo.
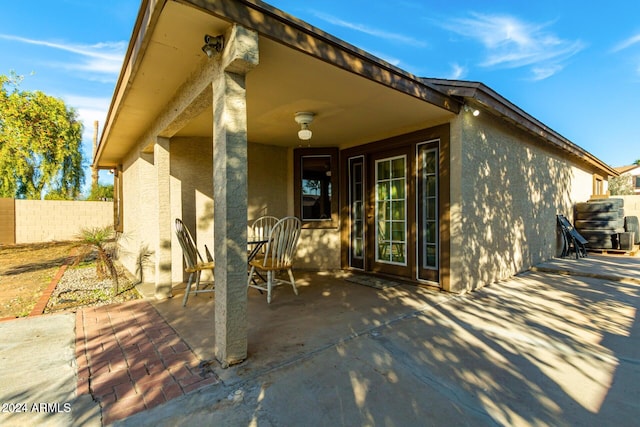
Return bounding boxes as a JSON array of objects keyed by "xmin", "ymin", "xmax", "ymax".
[{"xmin": 0, "ymin": 73, "xmax": 84, "ymax": 199}]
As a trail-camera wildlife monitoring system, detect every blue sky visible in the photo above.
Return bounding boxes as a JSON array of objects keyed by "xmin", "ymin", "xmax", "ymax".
[{"xmin": 1, "ymin": 0, "xmax": 639, "ymax": 193}]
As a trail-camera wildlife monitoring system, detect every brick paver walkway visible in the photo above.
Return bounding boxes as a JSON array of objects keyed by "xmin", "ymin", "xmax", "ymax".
[{"xmin": 76, "ymin": 300, "xmax": 219, "ymax": 425}]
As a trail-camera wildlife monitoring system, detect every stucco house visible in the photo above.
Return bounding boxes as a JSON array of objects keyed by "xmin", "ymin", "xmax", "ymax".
[
  {"xmin": 614, "ymin": 164, "xmax": 640, "ymax": 194},
  {"xmin": 94, "ymin": 0, "xmax": 617, "ymax": 365}
]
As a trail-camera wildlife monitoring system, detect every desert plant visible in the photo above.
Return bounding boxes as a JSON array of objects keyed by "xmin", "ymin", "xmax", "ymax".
[{"xmin": 74, "ymin": 226, "xmax": 120, "ymax": 294}]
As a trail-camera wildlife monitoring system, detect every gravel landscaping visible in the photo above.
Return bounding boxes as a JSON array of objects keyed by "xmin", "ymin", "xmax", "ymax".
[{"xmin": 45, "ymin": 263, "xmax": 140, "ymax": 313}]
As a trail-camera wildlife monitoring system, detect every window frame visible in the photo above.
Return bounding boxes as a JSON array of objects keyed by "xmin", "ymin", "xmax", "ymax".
[
  {"xmin": 592, "ymin": 173, "xmax": 605, "ymax": 197},
  {"xmin": 294, "ymin": 147, "xmax": 339, "ymax": 228}
]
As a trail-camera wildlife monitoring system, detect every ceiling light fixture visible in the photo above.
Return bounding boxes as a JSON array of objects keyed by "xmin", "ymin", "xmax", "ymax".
[
  {"xmin": 201, "ymin": 34, "xmax": 224, "ymax": 58},
  {"xmin": 295, "ymin": 112, "xmax": 315, "ymax": 140}
]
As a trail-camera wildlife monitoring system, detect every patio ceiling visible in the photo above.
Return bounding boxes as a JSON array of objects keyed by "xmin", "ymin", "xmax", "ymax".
[{"xmin": 96, "ymin": 0, "xmax": 457, "ymax": 168}]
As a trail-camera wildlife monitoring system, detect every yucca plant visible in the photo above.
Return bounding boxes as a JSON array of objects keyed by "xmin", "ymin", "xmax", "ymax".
[{"xmin": 75, "ymin": 226, "xmax": 120, "ymax": 294}]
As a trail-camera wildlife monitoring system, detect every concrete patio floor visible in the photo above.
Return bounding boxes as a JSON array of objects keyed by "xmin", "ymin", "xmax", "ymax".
[
  {"xmin": 141, "ymin": 271, "xmax": 454, "ymax": 385},
  {"xmin": 2, "ymin": 252, "xmax": 639, "ymax": 426},
  {"xmin": 122, "ymin": 253, "xmax": 640, "ymax": 426}
]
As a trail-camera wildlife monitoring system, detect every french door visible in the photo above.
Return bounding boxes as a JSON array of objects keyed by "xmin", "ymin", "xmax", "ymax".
[
  {"xmin": 347, "ymin": 141, "xmax": 440, "ymax": 285},
  {"xmin": 367, "ymin": 148, "xmax": 413, "ymax": 277}
]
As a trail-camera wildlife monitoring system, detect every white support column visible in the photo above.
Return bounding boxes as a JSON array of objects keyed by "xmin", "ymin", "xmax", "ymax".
[
  {"xmin": 154, "ymin": 136, "xmax": 173, "ymax": 299},
  {"xmin": 212, "ymin": 25, "xmax": 259, "ymax": 367}
]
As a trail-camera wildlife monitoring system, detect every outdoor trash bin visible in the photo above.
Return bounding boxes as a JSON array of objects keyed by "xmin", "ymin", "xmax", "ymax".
[{"xmin": 619, "ymin": 231, "xmax": 635, "ymax": 251}]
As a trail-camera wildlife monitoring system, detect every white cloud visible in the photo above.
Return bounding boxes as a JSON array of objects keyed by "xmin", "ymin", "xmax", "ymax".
[
  {"xmin": 0, "ymin": 34, "xmax": 125, "ymax": 77},
  {"xmin": 312, "ymin": 11, "xmax": 427, "ymax": 48},
  {"xmin": 612, "ymin": 34, "xmax": 640, "ymax": 52},
  {"xmin": 62, "ymin": 95, "xmax": 111, "ymax": 142},
  {"xmin": 442, "ymin": 13, "xmax": 584, "ymax": 79},
  {"xmin": 447, "ymin": 63, "xmax": 467, "ymax": 80}
]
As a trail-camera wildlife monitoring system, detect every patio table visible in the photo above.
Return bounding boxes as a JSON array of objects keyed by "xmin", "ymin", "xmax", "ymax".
[{"xmin": 248, "ymin": 237, "xmax": 269, "ymax": 286}]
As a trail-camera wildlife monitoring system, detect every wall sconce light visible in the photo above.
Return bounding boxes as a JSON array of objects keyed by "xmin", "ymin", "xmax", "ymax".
[
  {"xmin": 295, "ymin": 112, "xmax": 315, "ymax": 140},
  {"xmin": 464, "ymin": 105, "xmax": 480, "ymax": 117},
  {"xmin": 201, "ymin": 34, "xmax": 224, "ymax": 58}
]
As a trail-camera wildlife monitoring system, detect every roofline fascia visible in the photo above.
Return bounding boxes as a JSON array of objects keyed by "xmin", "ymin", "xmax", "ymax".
[
  {"xmin": 179, "ymin": 0, "xmax": 460, "ymax": 112},
  {"xmin": 426, "ymin": 78, "xmax": 619, "ymax": 177},
  {"xmin": 95, "ymin": 0, "xmax": 166, "ymax": 166}
]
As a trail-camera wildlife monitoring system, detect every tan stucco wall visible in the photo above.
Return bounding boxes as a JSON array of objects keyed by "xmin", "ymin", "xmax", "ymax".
[
  {"xmin": 248, "ymin": 143, "xmax": 288, "ymax": 219},
  {"xmin": 117, "ymin": 149, "xmax": 157, "ymax": 284},
  {"xmin": 619, "ymin": 195, "xmax": 640, "ymax": 219},
  {"xmin": 13, "ymin": 200, "xmax": 113, "ymax": 244},
  {"xmin": 170, "ymin": 137, "xmax": 215, "ymax": 283},
  {"xmin": 448, "ymin": 112, "xmax": 595, "ymax": 293},
  {"xmin": 296, "ymin": 228, "xmax": 341, "ymax": 270},
  {"xmin": 116, "ymin": 138, "xmax": 329, "ymax": 284}
]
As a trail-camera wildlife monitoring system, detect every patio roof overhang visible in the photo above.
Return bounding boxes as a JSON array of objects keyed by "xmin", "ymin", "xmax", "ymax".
[
  {"xmin": 426, "ymin": 78, "xmax": 620, "ymax": 178},
  {"xmin": 95, "ymin": 0, "xmax": 459, "ymax": 168}
]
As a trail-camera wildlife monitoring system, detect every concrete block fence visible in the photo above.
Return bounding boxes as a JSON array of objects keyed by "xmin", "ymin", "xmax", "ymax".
[{"xmin": 0, "ymin": 198, "xmax": 113, "ymax": 245}]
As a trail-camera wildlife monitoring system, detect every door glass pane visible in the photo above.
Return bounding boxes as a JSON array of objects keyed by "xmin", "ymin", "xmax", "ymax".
[
  {"xmin": 350, "ymin": 160, "xmax": 364, "ymax": 261},
  {"xmin": 377, "ymin": 182, "xmax": 389, "ymax": 200},
  {"xmin": 375, "ymin": 156, "xmax": 407, "ymax": 265},
  {"xmin": 392, "ymin": 244, "xmax": 405, "ymax": 264},
  {"xmin": 392, "ymin": 201, "xmax": 404, "ymax": 220},
  {"xmin": 427, "ymin": 200, "xmax": 436, "ymax": 219},
  {"xmin": 378, "ymin": 161, "xmax": 390, "ymax": 180},
  {"xmin": 426, "ymin": 176, "xmax": 436, "ymax": 197},
  {"xmin": 392, "ymin": 158, "xmax": 404, "ymax": 178},
  {"xmin": 421, "ymin": 148, "xmax": 438, "ymax": 270},
  {"xmin": 391, "ymin": 180, "xmax": 405, "ymax": 199},
  {"xmin": 392, "ymin": 221, "xmax": 405, "ymax": 241}
]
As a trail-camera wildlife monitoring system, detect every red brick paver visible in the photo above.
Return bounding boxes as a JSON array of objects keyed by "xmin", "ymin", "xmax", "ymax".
[{"xmin": 76, "ymin": 300, "xmax": 219, "ymax": 425}]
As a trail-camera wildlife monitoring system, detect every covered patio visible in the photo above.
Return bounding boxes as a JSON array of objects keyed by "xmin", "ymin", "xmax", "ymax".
[
  {"xmin": 95, "ymin": 0, "xmax": 459, "ymax": 367},
  {"xmin": 138, "ymin": 272, "xmax": 452, "ymax": 380}
]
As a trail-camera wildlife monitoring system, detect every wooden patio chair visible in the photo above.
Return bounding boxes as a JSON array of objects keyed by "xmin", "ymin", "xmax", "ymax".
[
  {"xmin": 175, "ymin": 218, "xmax": 215, "ymax": 306},
  {"xmin": 249, "ymin": 215, "xmax": 279, "ymax": 258},
  {"xmin": 248, "ymin": 216, "xmax": 301, "ymax": 303}
]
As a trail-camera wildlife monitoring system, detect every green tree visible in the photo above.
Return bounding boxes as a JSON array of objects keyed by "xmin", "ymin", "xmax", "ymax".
[
  {"xmin": 634, "ymin": 159, "xmax": 640, "ymax": 166},
  {"xmin": 87, "ymin": 184, "xmax": 114, "ymax": 201},
  {"xmin": 609, "ymin": 175, "xmax": 634, "ymax": 195},
  {"xmin": 0, "ymin": 73, "xmax": 84, "ymax": 199}
]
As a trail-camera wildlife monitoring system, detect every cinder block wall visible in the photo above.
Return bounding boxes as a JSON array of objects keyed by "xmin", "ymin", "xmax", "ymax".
[
  {"xmin": 618, "ymin": 195, "xmax": 640, "ymax": 219},
  {"xmin": 14, "ymin": 200, "xmax": 113, "ymax": 244}
]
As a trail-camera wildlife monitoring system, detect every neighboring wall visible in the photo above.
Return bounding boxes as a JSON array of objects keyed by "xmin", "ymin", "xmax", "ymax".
[
  {"xmin": 0, "ymin": 199, "xmax": 112, "ymax": 244},
  {"xmin": 619, "ymin": 195, "xmax": 640, "ymax": 219},
  {"xmin": 449, "ymin": 112, "xmax": 596, "ymax": 293},
  {"xmin": 0, "ymin": 198, "xmax": 15, "ymax": 244}
]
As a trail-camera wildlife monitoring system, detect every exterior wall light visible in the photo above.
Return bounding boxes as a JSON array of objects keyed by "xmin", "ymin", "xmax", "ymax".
[
  {"xmin": 295, "ymin": 112, "xmax": 315, "ymax": 140},
  {"xmin": 202, "ymin": 34, "xmax": 224, "ymax": 58},
  {"xmin": 464, "ymin": 105, "xmax": 480, "ymax": 117}
]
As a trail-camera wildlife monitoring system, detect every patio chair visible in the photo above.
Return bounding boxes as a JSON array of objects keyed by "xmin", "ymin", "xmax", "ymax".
[
  {"xmin": 248, "ymin": 216, "xmax": 301, "ymax": 303},
  {"xmin": 249, "ymin": 215, "xmax": 279, "ymax": 258},
  {"xmin": 557, "ymin": 214, "xmax": 588, "ymax": 259},
  {"xmin": 175, "ymin": 218, "xmax": 215, "ymax": 306}
]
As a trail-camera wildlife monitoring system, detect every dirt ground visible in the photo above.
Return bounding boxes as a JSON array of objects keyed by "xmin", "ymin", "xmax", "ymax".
[
  {"xmin": 0, "ymin": 241, "xmax": 140, "ymax": 319},
  {"xmin": 0, "ymin": 241, "xmax": 76, "ymax": 318}
]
